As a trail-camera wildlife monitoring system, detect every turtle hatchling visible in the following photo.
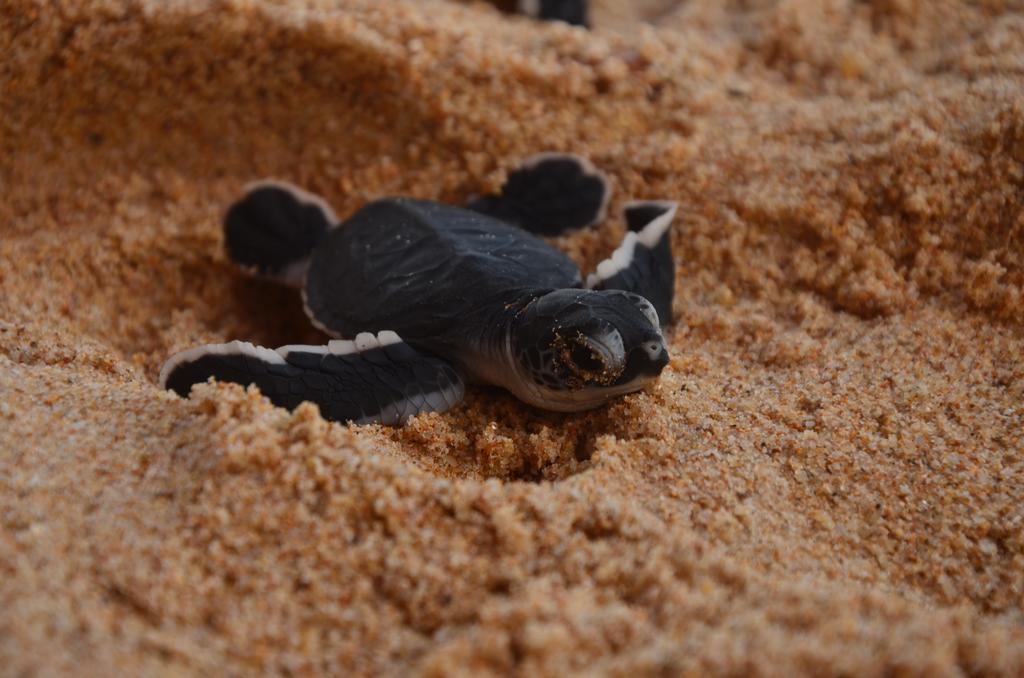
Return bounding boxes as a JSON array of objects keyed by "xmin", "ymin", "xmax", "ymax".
[{"xmin": 161, "ymin": 154, "xmax": 676, "ymax": 425}]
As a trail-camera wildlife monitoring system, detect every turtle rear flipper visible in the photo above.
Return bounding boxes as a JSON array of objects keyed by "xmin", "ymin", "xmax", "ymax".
[
  {"xmin": 467, "ymin": 153, "xmax": 610, "ymax": 236},
  {"xmin": 587, "ymin": 201, "xmax": 677, "ymax": 328},
  {"xmin": 223, "ymin": 180, "xmax": 339, "ymax": 287},
  {"xmin": 159, "ymin": 332, "xmax": 464, "ymax": 426}
]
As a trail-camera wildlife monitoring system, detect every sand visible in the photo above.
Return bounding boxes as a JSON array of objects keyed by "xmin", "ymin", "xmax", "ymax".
[{"xmin": 2, "ymin": 0, "xmax": 1023, "ymax": 674}]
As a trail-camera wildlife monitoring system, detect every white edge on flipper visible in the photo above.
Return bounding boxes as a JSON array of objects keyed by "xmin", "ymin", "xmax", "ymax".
[
  {"xmin": 585, "ymin": 201, "xmax": 678, "ymax": 289},
  {"xmin": 162, "ymin": 332, "xmax": 411, "ymax": 386},
  {"xmin": 628, "ymin": 200, "xmax": 678, "ymax": 248},
  {"xmin": 158, "ymin": 340, "xmax": 286, "ymax": 390},
  {"xmin": 586, "ymin": 232, "xmax": 638, "ymax": 289},
  {"xmin": 377, "ymin": 330, "xmax": 402, "ymax": 346},
  {"xmin": 277, "ymin": 331, "xmax": 404, "ymax": 360},
  {"xmin": 242, "ymin": 179, "xmax": 340, "ymax": 227},
  {"xmin": 327, "ymin": 339, "xmax": 356, "ymax": 355},
  {"xmin": 518, "ymin": 152, "xmax": 613, "ymax": 227},
  {"xmin": 354, "ymin": 332, "xmax": 377, "ymax": 352}
]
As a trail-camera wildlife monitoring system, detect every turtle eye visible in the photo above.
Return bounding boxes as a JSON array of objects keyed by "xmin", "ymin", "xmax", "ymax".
[
  {"xmin": 555, "ymin": 330, "xmax": 625, "ymax": 386},
  {"xmin": 569, "ymin": 341, "xmax": 607, "ymax": 374}
]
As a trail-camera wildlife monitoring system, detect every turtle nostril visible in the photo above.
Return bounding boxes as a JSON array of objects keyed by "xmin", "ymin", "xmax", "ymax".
[
  {"xmin": 646, "ymin": 342, "xmax": 668, "ymax": 365},
  {"xmin": 626, "ymin": 341, "xmax": 669, "ymax": 377},
  {"xmin": 640, "ymin": 338, "xmax": 665, "ymax": 362}
]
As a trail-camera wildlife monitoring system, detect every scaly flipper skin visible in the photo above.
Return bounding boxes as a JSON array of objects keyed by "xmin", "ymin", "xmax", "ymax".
[
  {"xmin": 467, "ymin": 153, "xmax": 610, "ymax": 237},
  {"xmin": 223, "ymin": 181, "xmax": 338, "ymax": 286},
  {"xmin": 587, "ymin": 201, "xmax": 677, "ymax": 328},
  {"xmin": 160, "ymin": 332, "xmax": 464, "ymax": 426}
]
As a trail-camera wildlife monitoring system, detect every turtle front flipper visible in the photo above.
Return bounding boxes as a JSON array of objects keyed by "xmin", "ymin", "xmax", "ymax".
[
  {"xmin": 159, "ymin": 332, "xmax": 464, "ymax": 426},
  {"xmin": 586, "ymin": 201, "xmax": 677, "ymax": 328},
  {"xmin": 467, "ymin": 153, "xmax": 610, "ymax": 236},
  {"xmin": 223, "ymin": 180, "xmax": 339, "ymax": 287}
]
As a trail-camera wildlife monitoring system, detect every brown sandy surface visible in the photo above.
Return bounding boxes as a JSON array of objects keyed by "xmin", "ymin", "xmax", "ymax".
[{"xmin": 2, "ymin": 0, "xmax": 1024, "ymax": 674}]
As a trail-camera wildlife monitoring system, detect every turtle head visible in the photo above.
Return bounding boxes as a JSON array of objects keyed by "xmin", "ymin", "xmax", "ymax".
[{"xmin": 508, "ymin": 289, "xmax": 669, "ymax": 412}]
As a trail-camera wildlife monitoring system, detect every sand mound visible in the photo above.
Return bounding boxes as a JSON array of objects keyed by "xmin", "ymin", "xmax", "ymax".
[{"xmin": 2, "ymin": 0, "xmax": 1023, "ymax": 674}]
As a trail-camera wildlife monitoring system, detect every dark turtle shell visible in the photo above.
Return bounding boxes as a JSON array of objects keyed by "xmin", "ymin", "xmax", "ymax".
[{"xmin": 303, "ymin": 198, "xmax": 582, "ymax": 350}]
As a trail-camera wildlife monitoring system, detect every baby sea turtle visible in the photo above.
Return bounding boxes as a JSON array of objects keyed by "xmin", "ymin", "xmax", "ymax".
[{"xmin": 161, "ymin": 154, "xmax": 676, "ymax": 426}]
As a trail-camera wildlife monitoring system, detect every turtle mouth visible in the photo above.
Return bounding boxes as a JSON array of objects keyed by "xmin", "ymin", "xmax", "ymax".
[{"xmin": 518, "ymin": 372, "xmax": 664, "ymax": 413}]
